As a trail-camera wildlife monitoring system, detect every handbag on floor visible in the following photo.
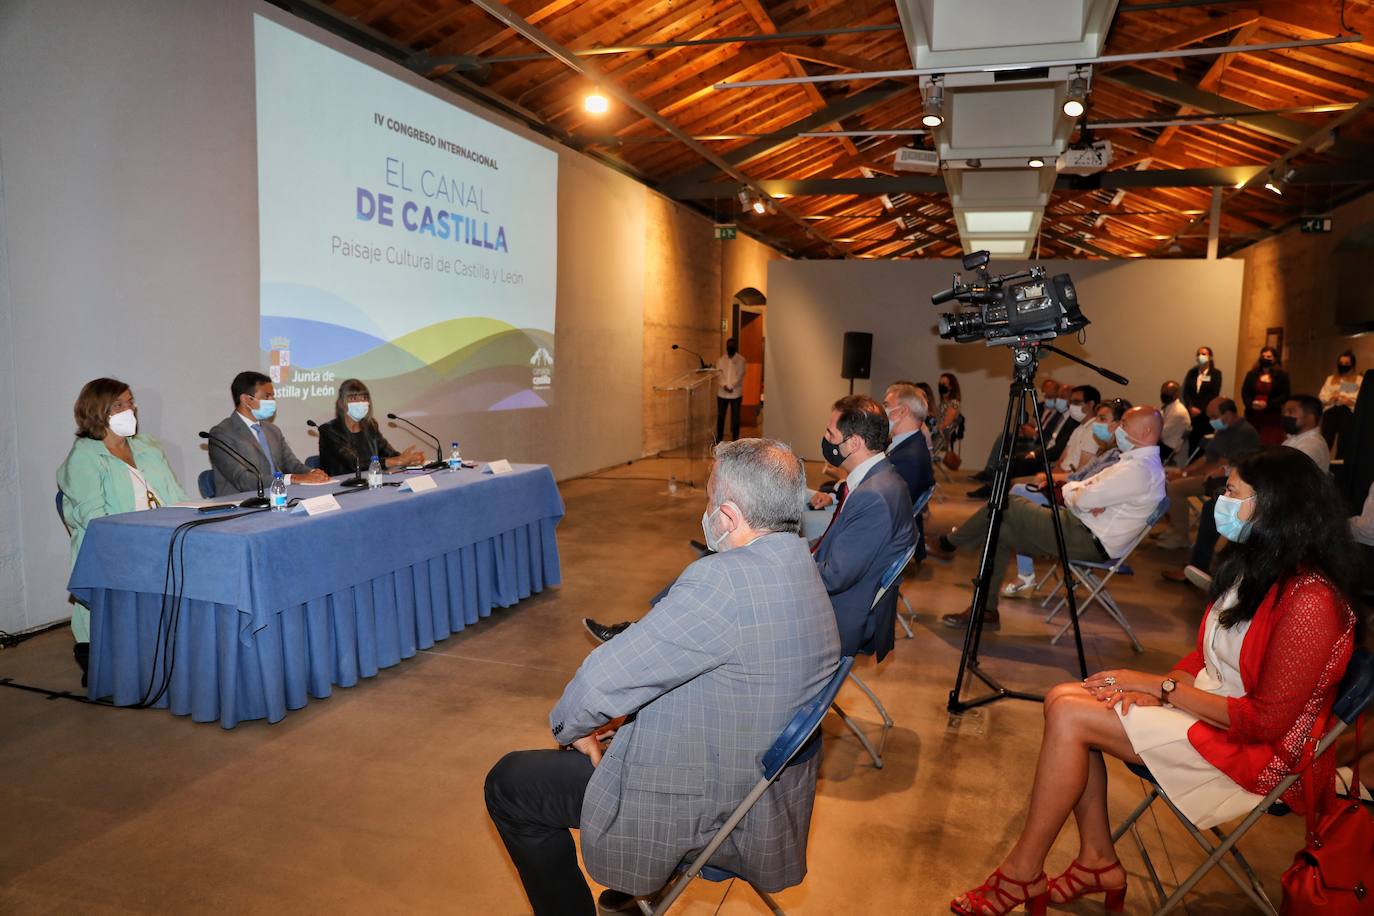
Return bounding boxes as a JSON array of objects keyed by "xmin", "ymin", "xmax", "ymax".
[
  {"xmin": 942, "ymin": 439, "xmax": 962, "ymax": 471},
  {"xmin": 1281, "ymin": 715, "xmax": 1374, "ymax": 914}
]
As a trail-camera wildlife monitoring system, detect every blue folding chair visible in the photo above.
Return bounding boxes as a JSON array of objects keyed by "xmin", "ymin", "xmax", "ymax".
[
  {"xmin": 639, "ymin": 656, "xmax": 855, "ymax": 915},
  {"xmin": 305, "ymin": 455, "xmax": 321, "ymax": 470},
  {"xmin": 830, "ymin": 546, "xmax": 915, "ymax": 769},
  {"xmin": 1040, "ymin": 497, "xmax": 1170, "ymax": 653},
  {"xmin": 197, "ymin": 470, "xmax": 216, "ymax": 499},
  {"xmin": 1113, "ymin": 647, "xmax": 1374, "ymax": 915},
  {"xmin": 897, "ymin": 485, "xmax": 936, "ymax": 639},
  {"xmin": 56, "ymin": 491, "xmax": 70, "ymax": 535}
]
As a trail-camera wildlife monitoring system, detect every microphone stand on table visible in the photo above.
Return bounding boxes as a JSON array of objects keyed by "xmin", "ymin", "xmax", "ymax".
[
  {"xmin": 198, "ymin": 431, "xmax": 269, "ymax": 508},
  {"xmin": 386, "ymin": 413, "xmax": 448, "ymax": 470}
]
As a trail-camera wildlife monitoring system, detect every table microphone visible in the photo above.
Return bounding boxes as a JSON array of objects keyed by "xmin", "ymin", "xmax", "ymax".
[
  {"xmin": 385, "ymin": 413, "xmax": 448, "ymax": 470},
  {"xmin": 306, "ymin": 419, "xmax": 366, "ymax": 488},
  {"xmin": 198, "ymin": 431, "xmax": 270, "ymax": 508},
  {"xmin": 671, "ymin": 343, "xmax": 710, "ymax": 370}
]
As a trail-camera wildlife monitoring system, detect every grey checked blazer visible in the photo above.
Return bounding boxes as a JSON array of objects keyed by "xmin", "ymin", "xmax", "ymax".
[
  {"xmin": 549, "ymin": 532, "xmax": 841, "ymax": 895},
  {"xmin": 207, "ymin": 413, "xmax": 313, "ymax": 497}
]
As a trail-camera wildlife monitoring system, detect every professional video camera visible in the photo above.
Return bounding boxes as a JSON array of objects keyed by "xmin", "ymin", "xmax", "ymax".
[{"xmin": 932, "ymin": 250, "xmax": 1089, "ymax": 346}]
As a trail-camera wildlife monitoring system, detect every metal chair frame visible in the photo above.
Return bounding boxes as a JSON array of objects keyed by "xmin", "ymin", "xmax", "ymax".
[
  {"xmin": 896, "ymin": 485, "xmax": 936, "ymax": 639},
  {"xmin": 1037, "ymin": 497, "xmax": 1170, "ymax": 653},
  {"xmin": 830, "ymin": 545, "xmax": 915, "ymax": 769},
  {"xmin": 1111, "ymin": 647, "xmax": 1374, "ymax": 915},
  {"xmin": 639, "ymin": 657, "xmax": 856, "ymax": 915}
]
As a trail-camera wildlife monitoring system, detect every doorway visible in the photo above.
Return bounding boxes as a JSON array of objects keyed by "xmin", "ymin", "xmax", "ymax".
[{"xmin": 731, "ymin": 287, "xmax": 766, "ymax": 431}]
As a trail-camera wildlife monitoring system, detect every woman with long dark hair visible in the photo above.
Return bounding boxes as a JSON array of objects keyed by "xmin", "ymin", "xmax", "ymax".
[
  {"xmin": 316, "ymin": 379, "xmax": 426, "ymax": 476},
  {"xmin": 932, "ymin": 372, "xmax": 963, "ymax": 463},
  {"xmin": 1241, "ymin": 346, "xmax": 1291, "ymax": 445},
  {"xmin": 951, "ymin": 446, "xmax": 1358, "ymax": 915},
  {"xmin": 1181, "ymin": 345, "xmax": 1222, "ymax": 455}
]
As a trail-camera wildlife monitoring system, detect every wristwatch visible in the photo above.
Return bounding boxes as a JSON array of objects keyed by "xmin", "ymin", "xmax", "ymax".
[{"xmin": 1160, "ymin": 678, "xmax": 1177, "ymax": 708}]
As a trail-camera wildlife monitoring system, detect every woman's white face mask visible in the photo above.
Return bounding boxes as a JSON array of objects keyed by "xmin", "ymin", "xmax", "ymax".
[{"xmin": 108, "ymin": 409, "xmax": 137, "ymax": 438}]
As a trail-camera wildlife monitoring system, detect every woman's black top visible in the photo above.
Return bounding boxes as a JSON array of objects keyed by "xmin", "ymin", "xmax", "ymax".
[
  {"xmin": 1241, "ymin": 367, "xmax": 1291, "ymax": 410},
  {"xmin": 1182, "ymin": 365, "xmax": 1223, "ymax": 411},
  {"xmin": 317, "ymin": 416, "xmax": 399, "ymax": 476}
]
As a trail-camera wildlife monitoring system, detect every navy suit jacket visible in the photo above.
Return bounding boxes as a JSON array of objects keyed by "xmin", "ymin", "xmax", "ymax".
[
  {"xmin": 814, "ymin": 457, "xmax": 914, "ymax": 661},
  {"xmin": 886, "ymin": 432, "xmax": 935, "ymax": 557}
]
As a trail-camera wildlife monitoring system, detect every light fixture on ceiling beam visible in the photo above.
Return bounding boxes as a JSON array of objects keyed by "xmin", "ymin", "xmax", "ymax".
[
  {"xmin": 583, "ymin": 92, "xmax": 609, "ymax": 114},
  {"xmin": 1062, "ymin": 71, "xmax": 1088, "ymax": 118},
  {"xmin": 1264, "ymin": 167, "xmax": 1296, "ymax": 196},
  {"xmin": 921, "ymin": 78, "xmax": 945, "ymax": 128},
  {"xmin": 1028, "ymin": 157, "xmax": 1045, "ymax": 168}
]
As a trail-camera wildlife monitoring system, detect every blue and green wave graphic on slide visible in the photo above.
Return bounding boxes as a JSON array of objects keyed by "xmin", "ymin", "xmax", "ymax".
[{"xmin": 261, "ymin": 290, "xmax": 553, "ymax": 413}]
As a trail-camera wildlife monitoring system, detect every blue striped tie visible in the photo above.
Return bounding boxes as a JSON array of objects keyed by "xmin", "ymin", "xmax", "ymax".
[{"xmin": 251, "ymin": 423, "xmax": 277, "ymax": 476}]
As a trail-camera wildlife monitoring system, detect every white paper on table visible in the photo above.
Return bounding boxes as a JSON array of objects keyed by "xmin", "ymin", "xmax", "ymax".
[
  {"xmin": 401, "ymin": 474, "xmax": 438, "ymax": 493},
  {"xmin": 483, "ymin": 459, "xmax": 514, "ymax": 475},
  {"xmin": 290, "ymin": 494, "xmax": 343, "ymax": 516},
  {"xmin": 294, "ymin": 477, "xmax": 334, "ymax": 486}
]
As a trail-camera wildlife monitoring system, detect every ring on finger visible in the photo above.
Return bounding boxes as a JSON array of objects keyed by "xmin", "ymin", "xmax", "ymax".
[{"xmin": 1104, "ymin": 676, "xmax": 1117, "ymax": 686}]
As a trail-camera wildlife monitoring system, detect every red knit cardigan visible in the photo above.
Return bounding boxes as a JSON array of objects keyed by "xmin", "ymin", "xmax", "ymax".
[{"xmin": 1175, "ymin": 570, "xmax": 1355, "ymax": 814}]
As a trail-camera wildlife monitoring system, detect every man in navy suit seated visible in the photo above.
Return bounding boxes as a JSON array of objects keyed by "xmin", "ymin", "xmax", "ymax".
[
  {"xmin": 881, "ymin": 382, "xmax": 935, "ymax": 558},
  {"xmin": 808, "ymin": 395, "xmax": 915, "ymax": 661}
]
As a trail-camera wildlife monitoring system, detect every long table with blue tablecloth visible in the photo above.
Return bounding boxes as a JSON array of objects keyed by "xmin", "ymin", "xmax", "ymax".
[{"xmin": 68, "ymin": 464, "xmax": 564, "ymax": 728}]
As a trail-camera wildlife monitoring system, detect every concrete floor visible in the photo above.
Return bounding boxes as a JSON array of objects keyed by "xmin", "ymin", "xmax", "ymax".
[{"xmin": 0, "ymin": 457, "xmax": 1301, "ymax": 914}]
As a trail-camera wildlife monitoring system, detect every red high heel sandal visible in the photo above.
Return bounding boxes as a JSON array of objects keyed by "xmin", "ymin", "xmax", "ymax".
[
  {"xmin": 950, "ymin": 868, "xmax": 1049, "ymax": 916},
  {"xmin": 1047, "ymin": 860, "xmax": 1127, "ymax": 912}
]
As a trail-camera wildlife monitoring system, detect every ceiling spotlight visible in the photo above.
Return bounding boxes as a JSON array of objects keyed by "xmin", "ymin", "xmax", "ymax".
[
  {"xmin": 1062, "ymin": 72, "xmax": 1088, "ymax": 118},
  {"xmin": 751, "ymin": 197, "xmax": 768, "ymax": 215},
  {"xmin": 583, "ymin": 93, "xmax": 609, "ymax": 114},
  {"xmin": 1028, "ymin": 157, "xmax": 1045, "ymax": 168},
  {"xmin": 921, "ymin": 78, "xmax": 945, "ymax": 128}
]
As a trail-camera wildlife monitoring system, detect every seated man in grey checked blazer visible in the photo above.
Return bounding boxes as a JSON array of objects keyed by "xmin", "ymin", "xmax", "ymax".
[{"xmin": 485, "ymin": 438, "xmax": 842, "ymax": 916}]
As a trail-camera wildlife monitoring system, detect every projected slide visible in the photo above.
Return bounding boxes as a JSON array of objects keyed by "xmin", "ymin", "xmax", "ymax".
[{"xmin": 253, "ymin": 15, "xmax": 557, "ymax": 420}]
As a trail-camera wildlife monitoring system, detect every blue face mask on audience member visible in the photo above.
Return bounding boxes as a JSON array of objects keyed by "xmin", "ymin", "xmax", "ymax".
[
  {"xmin": 1092, "ymin": 421, "xmax": 1111, "ymax": 442},
  {"xmin": 1114, "ymin": 426, "xmax": 1135, "ymax": 452},
  {"xmin": 1210, "ymin": 417, "xmax": 1226, "ymax": 431},
  {"xmin": 1214, "ymin": 494, "xmax": 1255, "ymax": 543},
  {"xmin": 346, "ymin": 401, "xmax": 370, "ymax": 422},
  {"xmin": 1052, "ymin": 397, "xmax": 1068, "ymax": 412},
  {"xmin": 701, "ymin": 505, "xmax": 730, "ymax": 553},
  {"xmin": 820, "ymin": 435, "xmax": 846, "ymax": 467}
]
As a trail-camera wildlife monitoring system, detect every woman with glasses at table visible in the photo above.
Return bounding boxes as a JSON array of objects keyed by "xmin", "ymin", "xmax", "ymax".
[
  {"xmin": 56, "ymin": 377, "xmax": 186, "ymax": 684},
  {"xmin": 315, "ymin": 378, "xmax": 426, "ymax": 477},
  {"xmin": 951, "ymin": 445, "xmax": 1358, "ymax": 916}
]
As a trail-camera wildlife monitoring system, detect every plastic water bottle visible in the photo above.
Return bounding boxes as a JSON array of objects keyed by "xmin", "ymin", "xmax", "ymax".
[
  {"xmin": 368, "ymin": 455, "xmax": 383, "ymax": 489},
  {"xmin": 449, "ymin": 441, "xmax": 462, "ymax": 472},
  {"xmin": 269, "ymin": 472, "xmax": 288, "ymax": 512}
]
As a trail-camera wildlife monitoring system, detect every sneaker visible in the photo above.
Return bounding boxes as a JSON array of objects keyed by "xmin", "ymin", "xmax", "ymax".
[
  {"xmin": 1183, "ymin": 565, "xmax": 1213, "ymax": 591},
  {"xmin": 582, "ymin": 618, "xmax": 631, "ymax": 643},
  {"xmin": 941, "ymin": 607, "xmax": 1000, "ymax": 631},
  {"xmin": 1000, "ymin": 577, "xmax": 1037, "ymax": 600}
]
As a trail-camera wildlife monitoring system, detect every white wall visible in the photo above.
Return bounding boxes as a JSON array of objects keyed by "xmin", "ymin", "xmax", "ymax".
[
  {"xmin": 765, "ymin": 259, "xmax": 1245, "ymax": 464},
  {"xmin": 0, "ymin": 0, "xmax": 657, "ymax": 632}
]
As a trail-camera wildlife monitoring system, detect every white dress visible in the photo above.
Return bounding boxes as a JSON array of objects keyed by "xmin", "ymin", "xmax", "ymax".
[{"xmin": 1117, "ymin": 587, "xmax": 1266, "ymax": 828}]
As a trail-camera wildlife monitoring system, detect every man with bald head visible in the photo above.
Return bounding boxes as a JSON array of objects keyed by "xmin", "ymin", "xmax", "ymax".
[{"xmin": 933, "ymin": 406, "xmax": 1167, "ymax": 630}]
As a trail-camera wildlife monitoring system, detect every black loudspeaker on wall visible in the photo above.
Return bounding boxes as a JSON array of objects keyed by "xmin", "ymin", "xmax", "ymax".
[{"xmin": 841, "ymin": 331, "xmax": 873, "ymax": 380}]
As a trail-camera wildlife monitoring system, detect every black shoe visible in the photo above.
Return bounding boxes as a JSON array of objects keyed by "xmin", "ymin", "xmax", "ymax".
[
  {"xmin": 73, "ymin": 642, "xmax": 89, "ymax": 688},
  {"xmin": 966, "ymin": 485, "xmax": 993, "ymax": 499},
  {"xmin": 941, "ymin": 608, "xmax": 1000, "ymax": 631},
  {"xmin": 971, "ymin": 469, "xmax": 994, "ymax": 483},
  {"xmin": 926, "ymin": 535, "xmax": 957, "ymax": 560},
  {"xmin": 597, "ymin": 890, "xmax": 640, "ymax": 914},
  {"xmin": 583, "ymin": 618, "xmax": 631, "ymax": 643}
]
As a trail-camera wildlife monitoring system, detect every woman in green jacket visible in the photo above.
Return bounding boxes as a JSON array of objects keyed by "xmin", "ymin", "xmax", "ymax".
[{"xmin": 56, "ymin": 377, "xmax": 186, "ymax": 683}]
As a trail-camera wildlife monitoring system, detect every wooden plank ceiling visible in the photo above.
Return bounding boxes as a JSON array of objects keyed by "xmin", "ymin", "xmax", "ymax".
[{"xmin": 320, "ymin": 0, "xmax": 1374, "ymax": 259}]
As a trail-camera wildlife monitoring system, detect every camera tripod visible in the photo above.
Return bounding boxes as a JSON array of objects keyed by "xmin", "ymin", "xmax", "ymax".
[{"xmin": 948, "ymin": 342, "xmax": 1126, "ymax": 713}]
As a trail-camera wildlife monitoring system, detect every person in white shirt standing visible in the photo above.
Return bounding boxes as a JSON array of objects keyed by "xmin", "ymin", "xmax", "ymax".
[
  {"xmin": 1159, "ymin": 380, "xmax": 1191, "ymax": 467},
  {"xmin": 1320, "ymin": 351, "xmax": 1361, "ymax": 411},
  {"xmin": 1280, "ymin": 394, "xmax": 1331, "ymax": 473},
  {"xmin": 715, "ymin": 337, "xmax": 748, "ymax": 443}
]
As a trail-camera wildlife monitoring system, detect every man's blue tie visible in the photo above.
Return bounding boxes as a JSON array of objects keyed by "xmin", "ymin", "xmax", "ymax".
[{"xmin": 251, "ymin": 423, "xmax": 277, "ymax": 476}]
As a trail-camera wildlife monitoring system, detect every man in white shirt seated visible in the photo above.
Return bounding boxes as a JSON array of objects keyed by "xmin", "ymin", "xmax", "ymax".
[
  {"xmin": 1281, "ymin": 394, "xmax": 1331, "ymax": 473},
  {"xmin": 1159, "ymin": 380, "xmax": 1191, "ymax": 467},
  {"xmin": 931, "ymin": 406, "xmax": 1166, "ymax": 631}
]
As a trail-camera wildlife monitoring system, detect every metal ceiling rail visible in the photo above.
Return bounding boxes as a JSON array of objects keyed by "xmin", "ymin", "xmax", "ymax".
[
  {"xmin": 463, "ymin": 0, "xmax": 847, "ymax": 255},
  {"xmin": 470, "ymin": 23, "xmax": 904, "ymax": 63},
  {"xmin": 712, "ymin": 34, "xmax": 1365, "ymax": 89},
  {"xmin": 1089, "ymin": 103, "xmax": 1360, "ymax": 130}
]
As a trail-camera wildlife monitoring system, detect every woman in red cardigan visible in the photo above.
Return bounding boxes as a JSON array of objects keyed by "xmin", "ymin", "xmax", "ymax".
[{"xmin": 952, "ymin": 446, "xmax": 1359, "ymax": 916}]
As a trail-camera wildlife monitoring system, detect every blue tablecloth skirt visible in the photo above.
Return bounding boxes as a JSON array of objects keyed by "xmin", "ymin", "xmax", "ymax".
[{"xmin": 87, "ymin": 516, "xmax": 558, "ymax": 728}]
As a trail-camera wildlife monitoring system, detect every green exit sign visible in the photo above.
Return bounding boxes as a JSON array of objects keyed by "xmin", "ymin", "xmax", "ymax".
[
  {"xmin": 714, "ymin": 224, "xmax": 737, "ymax": 240},
  {"xmin": 1300, "ymin": 216, "xmax": 1332, "ymax": 234}
]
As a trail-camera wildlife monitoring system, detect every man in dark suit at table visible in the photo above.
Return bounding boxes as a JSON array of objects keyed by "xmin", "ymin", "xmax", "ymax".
[
  {"xmin": 485, "ymin": 439, "xmax": 840, "ymax": 915},
  {"xmin": 208, "ymin": 370, "xmax": 330, "ymax": 496},
  {"xmin": 881, "ymin": 382, "xmax": 935, "ymax": 558},
  {"xmin": 808, "ymin": 394, "xmax": 914, "ymax": 661}
]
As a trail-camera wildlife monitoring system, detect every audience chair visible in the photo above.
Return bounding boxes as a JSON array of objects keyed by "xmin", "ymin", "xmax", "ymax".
[
  {"xmin": 1040, "ymin": 497, "xmax": 1170, "ymax": 653},
  {"xmin": 639, "ymin": 656, "xmax": 855, "ymax": 915},
  {"xmin": 55, "ymin": 491, "xmax": 70, "ymax": 536},
  {"xmin": 197, "ymin": 470, "xmax": 216, "ymax": 499},
  {"xmin": 830, "ymin": 546, "xmax": 915, "ymax": 769},
  {"xmin": 306, "ymin": 455, "xmax": 321, "ymax": 470},
  {"xmin": 897, "ymin": 485, "xmax": 936, "ymax": 639},
  {"xmin": 1111, "ymin": 647, "xmax": 1374, "ymax": 915}
]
